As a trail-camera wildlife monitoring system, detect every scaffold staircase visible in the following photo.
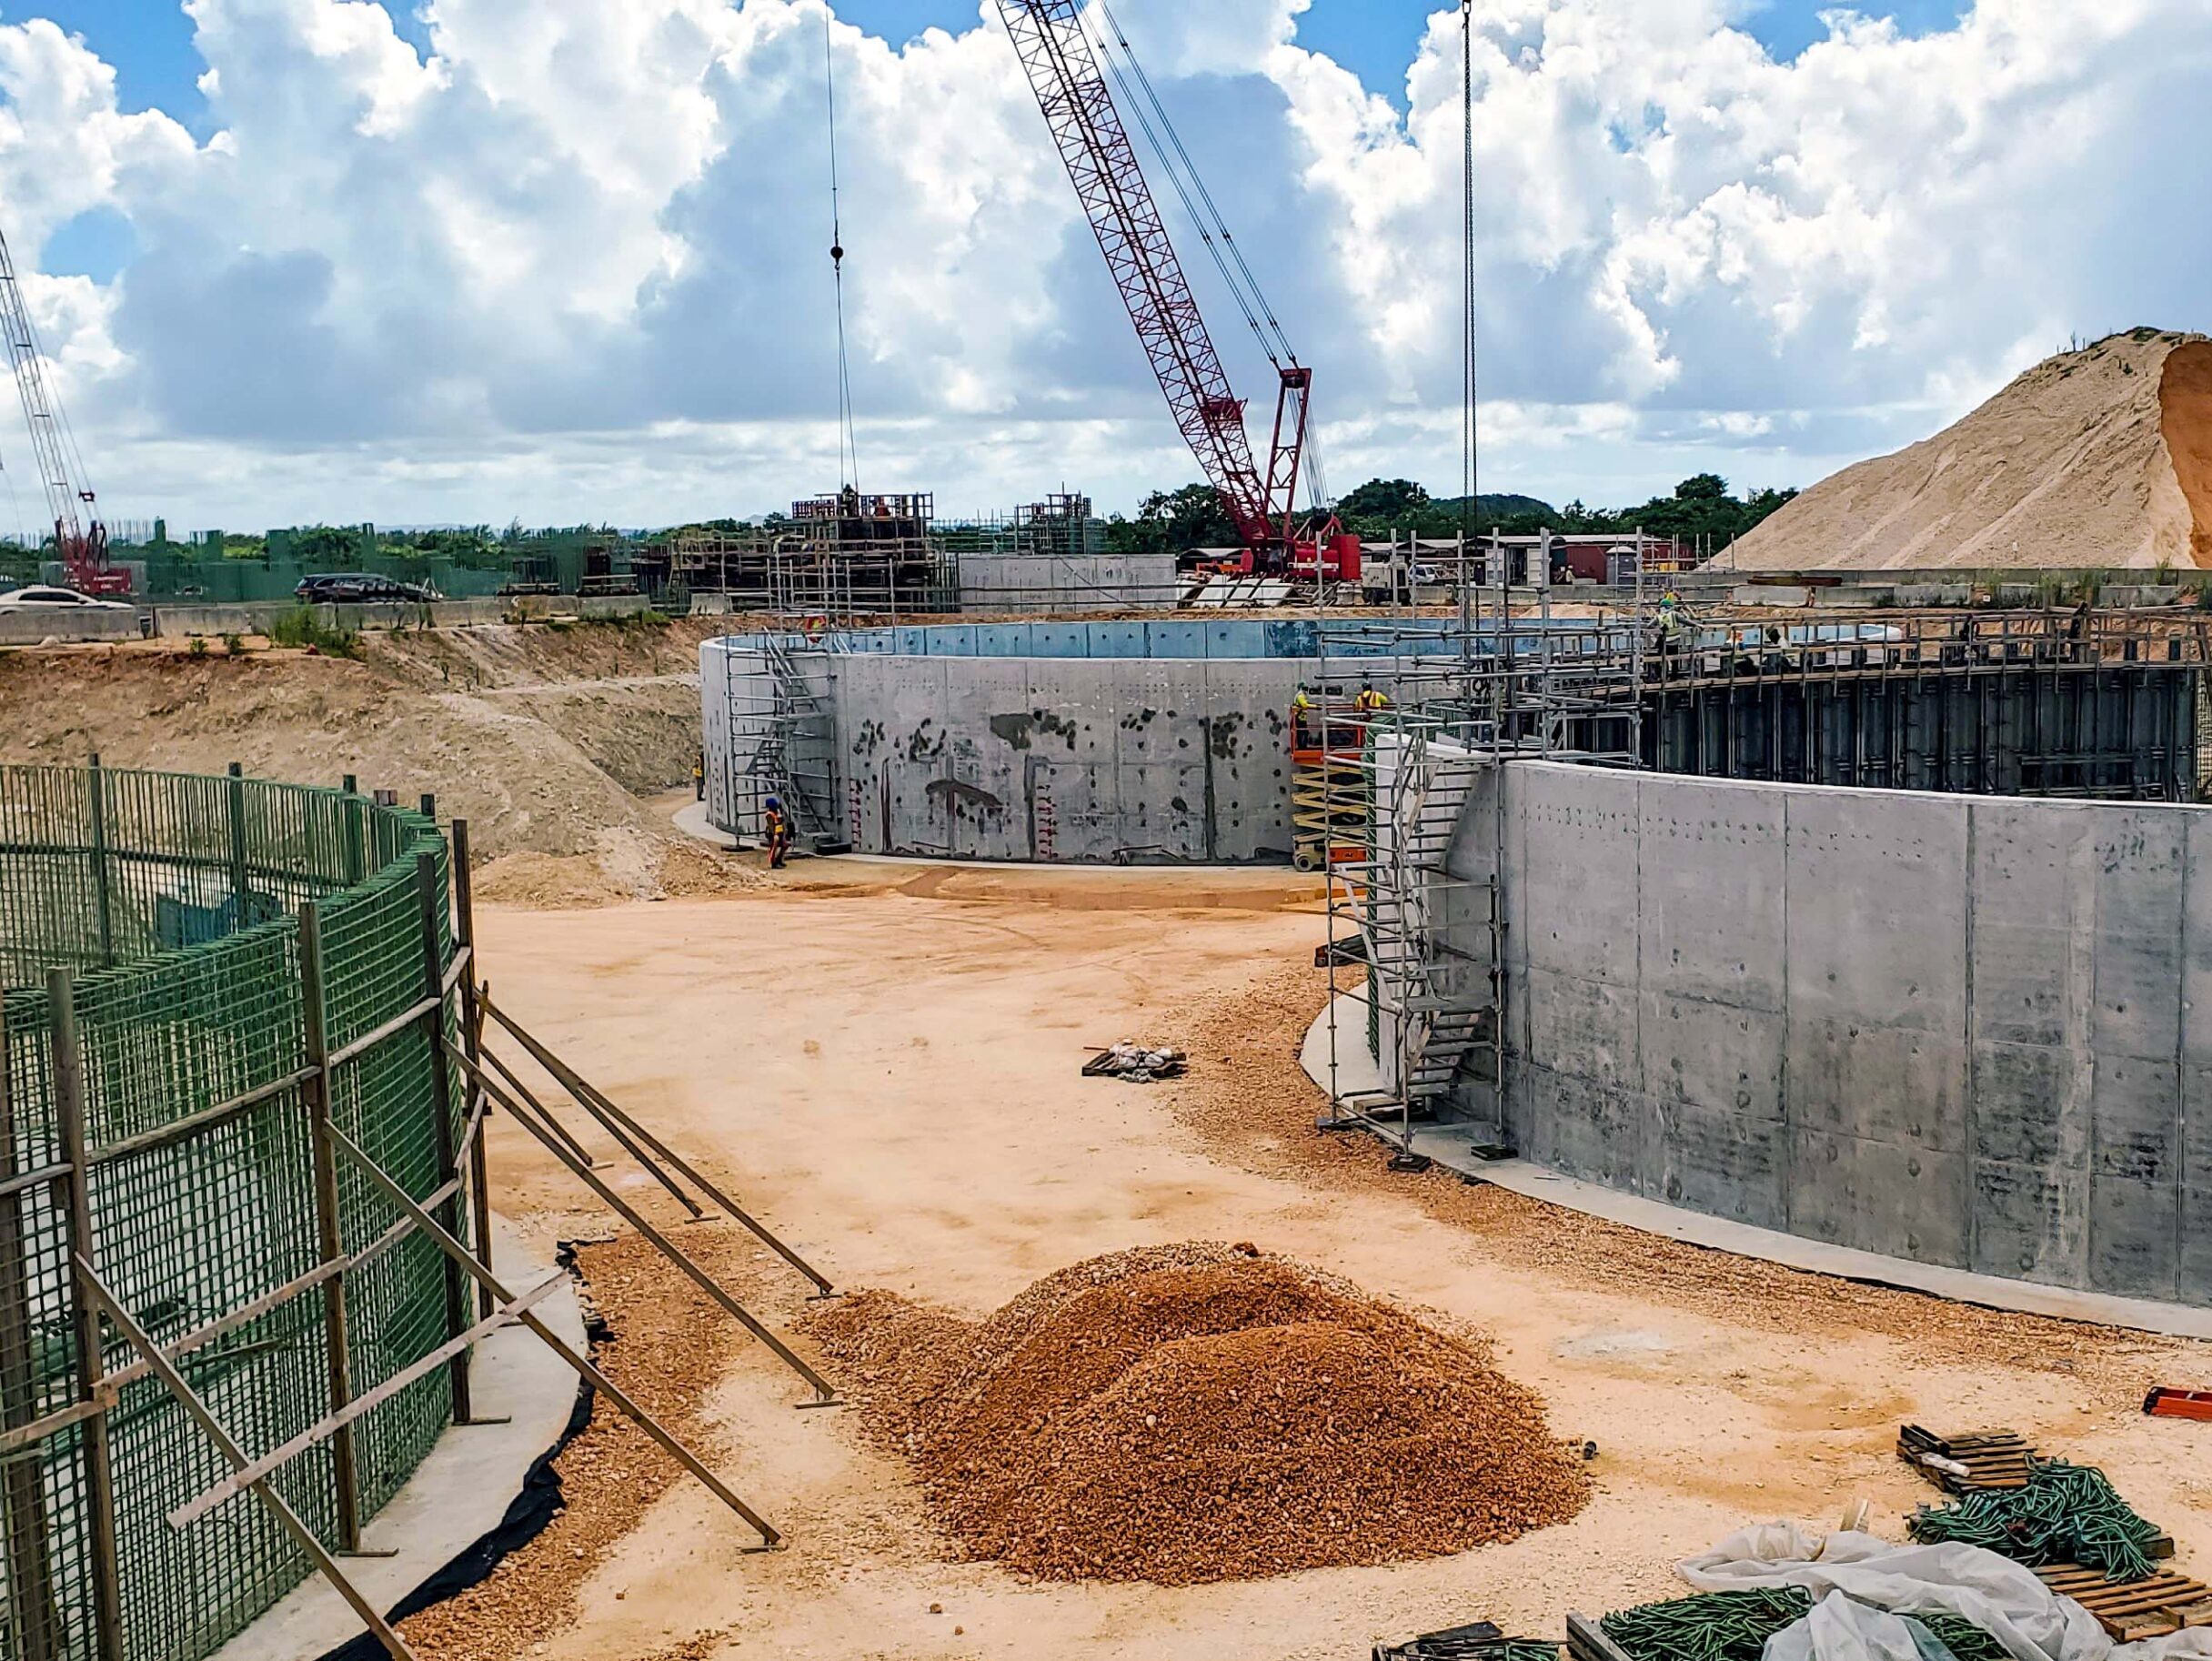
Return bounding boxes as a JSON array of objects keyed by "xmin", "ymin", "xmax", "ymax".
[
  {"xmin": 739, "ymin": 637, "xmax": 851, "ymax": 855},
  {"xmin": 1331, "ymin": 725, "xmax": 1499, "ymax": 1130},
  {"xmin": 1382, "ymin": 734, "xmax": 1493, "ymax": 1111}
]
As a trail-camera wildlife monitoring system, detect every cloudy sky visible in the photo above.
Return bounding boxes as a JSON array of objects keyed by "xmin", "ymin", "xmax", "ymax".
[{"xmin": 0, "ymin": 0, "xmax": 2205, "ymax": 533}]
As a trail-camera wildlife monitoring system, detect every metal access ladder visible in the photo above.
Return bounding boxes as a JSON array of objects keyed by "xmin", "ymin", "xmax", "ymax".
[{"xmin": 747, "ymin": 637, "xmax": 851, "ymax": 855}]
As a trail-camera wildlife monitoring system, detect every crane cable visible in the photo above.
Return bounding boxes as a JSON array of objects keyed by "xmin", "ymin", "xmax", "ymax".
[
  {"xmin": 1091, "ymin": 2, "xmax": 1296, "ymax": 371},
  {"xmin": 825, "ymin": 7, "xmax": 861, "ymax": 495},
  {"xmin": 1081, "ymin": 3, "xmax": 1330, "ymax": 510},
  {"xmin": 1461, "ymin": 0, "xmax": 1479, "ymax": 542}
]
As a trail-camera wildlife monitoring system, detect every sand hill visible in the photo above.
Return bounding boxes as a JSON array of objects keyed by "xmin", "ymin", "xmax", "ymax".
[{"xmin": 1727, "ymin": 328, "xmax": 2212, "ymax": 571}]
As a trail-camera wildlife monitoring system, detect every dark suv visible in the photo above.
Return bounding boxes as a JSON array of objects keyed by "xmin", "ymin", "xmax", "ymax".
[{"xmin": 296, "ymin": 573, "xmax": 437, "ymax": 604}]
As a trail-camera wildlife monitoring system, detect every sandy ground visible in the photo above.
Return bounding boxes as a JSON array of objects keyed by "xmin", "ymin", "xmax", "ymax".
[{"xmin": 441, "ymin": 862, "xmax": 2211, "ymax": 1661}]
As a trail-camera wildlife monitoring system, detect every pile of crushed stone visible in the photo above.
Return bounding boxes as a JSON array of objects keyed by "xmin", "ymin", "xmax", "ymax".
[{"xmin": 805, "ymin": 1243, "xmax": 1589, "ymax": 1584}]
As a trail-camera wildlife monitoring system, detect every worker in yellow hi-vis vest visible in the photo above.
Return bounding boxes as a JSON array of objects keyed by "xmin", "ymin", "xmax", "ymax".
[{"xmin": 762, "ymin": 797, "xmax": 793, "ymax": 871}]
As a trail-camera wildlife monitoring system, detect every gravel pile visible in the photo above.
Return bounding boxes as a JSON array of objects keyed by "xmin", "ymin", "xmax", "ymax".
[{"xmin": 807, "ymin": 1243, "xmax": 1589, "ymax": 1584}]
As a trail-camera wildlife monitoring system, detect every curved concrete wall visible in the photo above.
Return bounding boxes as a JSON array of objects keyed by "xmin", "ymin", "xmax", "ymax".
[
  {"xmin": 1457, "ymin": 763, "xmax": 2210, "ymax": 1306},
  {"xmin": 701, "ymin": 620, "xmax": 1522, "ymax": 864}
]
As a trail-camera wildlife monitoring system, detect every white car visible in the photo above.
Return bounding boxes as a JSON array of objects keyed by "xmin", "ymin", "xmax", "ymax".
[{"xmin": 0, "ymin": 585, "xmax": 135, "ymax": 611}]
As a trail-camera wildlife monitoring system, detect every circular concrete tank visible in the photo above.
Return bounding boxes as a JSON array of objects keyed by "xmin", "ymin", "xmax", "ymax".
[{"xmin": 700, "ymin": 619, "xmax": 1484, "ymax": 865}]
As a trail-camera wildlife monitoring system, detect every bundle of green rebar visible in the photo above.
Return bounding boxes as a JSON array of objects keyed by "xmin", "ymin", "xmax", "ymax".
[
  {"xmin": 1599, "ymin": 1589, "xmax": 2010, "ymax": 1661},
  {"xmin": 1912, "ymin": 1613, "xmax": 2016, "ymax": 1661},
  {"xmin": 1601, "ymin": 1588, "xmax": 1815, "ymax": 1661},
  {"xmin": 1908, "ymin": 1460, "xmax": 2161, "ymax": 1582}
]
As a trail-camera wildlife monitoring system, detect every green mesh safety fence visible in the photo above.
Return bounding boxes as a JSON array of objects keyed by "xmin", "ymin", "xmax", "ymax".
[{"xmin": 0, "ymin": 764, "xmax": 467, "ymax": 1661}]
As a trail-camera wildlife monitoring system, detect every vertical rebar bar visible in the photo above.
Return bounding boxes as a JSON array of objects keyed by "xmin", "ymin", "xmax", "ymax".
[
  {"xmin": 226, "ymin": 761, "xmax": 250, "ymax": 918},
  {"xmin": 415, "ymin": 852, "xmax": 472, "ymax": 1424},
  {"xmin": 85, "ymin": 753, "xmax": 113, "ymax": 966},
  {"xmin": 46, "ymin": 970, "xmax": 125, "ymax": 1661},
  {"xmin": 451, "ymin": 820, "xmax": 493, "ymax": 1322},
  {"xmin": 297, "ymin": 905, "xmax": 363, "ymax": 1553},
  {"xmin": 0, "ymin": 1006, "xmax": 59, "ymax": 1661}
]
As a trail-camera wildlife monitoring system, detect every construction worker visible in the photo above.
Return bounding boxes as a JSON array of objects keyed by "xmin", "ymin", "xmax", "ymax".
[
  {"xmin": 1355, "ymin": 679, "xmax": 1392, "ymax": 716},
  {"xmin": 762, "ymin": 796, "xmax": 793, "ymax": 871},
  {"xmin": 693, "ymin": 750, "xmax": 706, "ymax": 801},
  {"xmin": 1291, "ymin": 682, "xmax": 1316, "ymax": 749}
]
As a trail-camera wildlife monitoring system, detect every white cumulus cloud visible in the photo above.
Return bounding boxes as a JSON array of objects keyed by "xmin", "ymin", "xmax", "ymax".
[{"xmin": 0, "ymin": 0, "xmax": 2198, "ymax": 530}]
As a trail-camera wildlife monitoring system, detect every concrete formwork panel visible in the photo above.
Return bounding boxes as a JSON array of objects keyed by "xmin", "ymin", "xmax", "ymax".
[
  {"xmin": 1032, "ymin": 622, "xmax": 1095, "ymax": 658},
  {"xmin": 1479, "ymin": 762, "xmax": 2209, "ymax": 1309},
  {"xmin": 1518, "ymin": 766, "xmax": 1641, "ymax": 985},
  {"xmin": 942, "ymin": 659, "xmax": 1037, "ymax": 861},
  {"xmin": 1093, "ymin": 620, "xmax": 1149, "ymax": 659},
  {"xmin": 2188, "ymin": 820, "xmax": 2212, "ymax": 1223},
  {"xmin": 1202, "ymin": 659, "xmax": 1300, "ymax": 861}
]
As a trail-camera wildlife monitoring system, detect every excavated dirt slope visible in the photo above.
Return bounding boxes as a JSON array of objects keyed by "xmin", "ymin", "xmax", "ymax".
[
  {"xmin": 807, "ymin": 1243, "xmax": 1590, "ymax": 1586},
  {"xmin": 0, "ymin": 617, "xmax": 749, "ymax": 904},
  {"xmin": 1731, "ymin": 328, "xmax": 2212, "ymax": 571}
]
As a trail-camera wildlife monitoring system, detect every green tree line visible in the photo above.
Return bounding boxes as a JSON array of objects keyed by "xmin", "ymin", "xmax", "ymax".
[{"xmin": 1100, "ymin": 472, "xmax": 1799, "ymax": 556}]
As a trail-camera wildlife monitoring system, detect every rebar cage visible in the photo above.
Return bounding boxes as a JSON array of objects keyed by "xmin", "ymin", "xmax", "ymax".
[{"xmin": 0, "ymin": 764, "xmax": 464, "ymax": 1661}]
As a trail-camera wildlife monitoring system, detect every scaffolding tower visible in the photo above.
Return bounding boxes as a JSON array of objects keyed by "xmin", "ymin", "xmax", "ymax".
[
  {"xmin": 1314, "ymin": 531, "xmax": 1653, "ymax": 1156},
  {"xmin": 718, "ymin": 632, "xmax": 854, "ymax": 855},
  {"xmin": 661, "ymin": 493, "xmax": 956, "ymax": 621}
]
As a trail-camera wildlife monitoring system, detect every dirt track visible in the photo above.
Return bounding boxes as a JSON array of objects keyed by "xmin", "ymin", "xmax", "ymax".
[{"xmin": 443, "ymin": 862, "xmax": 2212, "ymax": 1661}]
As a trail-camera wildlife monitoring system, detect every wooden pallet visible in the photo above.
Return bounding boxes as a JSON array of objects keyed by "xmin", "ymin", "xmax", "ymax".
[
  {"xmin": 1565, "ymin": 1615, "xmax": 1636, "ymax": 1661},
  {"xmin": 2036, "ymin": 1564, "xmax": 2212, "ymax": 1643},
  {"xmin": 1896, "ymin": 1424, "xmax": 2035, "ymax": 1492}
]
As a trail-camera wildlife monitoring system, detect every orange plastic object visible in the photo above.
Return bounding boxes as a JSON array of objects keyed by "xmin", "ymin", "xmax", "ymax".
[{"xmin": 2144, "ymin": 1387, "xmax": 2212, "ymax": 1422}]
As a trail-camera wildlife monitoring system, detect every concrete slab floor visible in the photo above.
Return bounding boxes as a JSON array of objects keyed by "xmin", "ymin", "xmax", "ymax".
[
  {"xmin": 214, "ymin": 1223, "xmax": 587, "ymax": 1661},
  {"xmin": 1299, "ymin": 997, "xmax": 2212, "ymax": 1343}
]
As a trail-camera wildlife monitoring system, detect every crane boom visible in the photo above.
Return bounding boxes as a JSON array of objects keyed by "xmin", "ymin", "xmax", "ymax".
[
  {"xmin": 996, "ymin": 0, "xmax": 1317, "ymax": 568},
  {"xmin": 0, "ymin": 218, "xmax": 120, "ymax": 593}
]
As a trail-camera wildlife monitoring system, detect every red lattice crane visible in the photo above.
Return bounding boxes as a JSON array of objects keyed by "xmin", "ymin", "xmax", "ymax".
[
  {"xmin": 996, "ymin": 0, "xmax": 1354, "ymax": 580},
  {"xmin": 0, "ymin": 218, "xmax": 125, "ymax": 595}
]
